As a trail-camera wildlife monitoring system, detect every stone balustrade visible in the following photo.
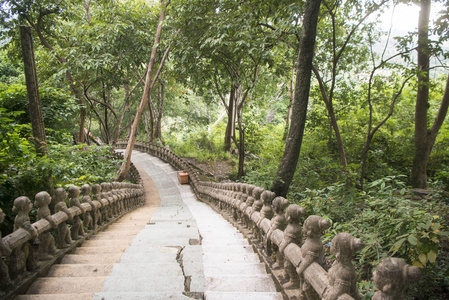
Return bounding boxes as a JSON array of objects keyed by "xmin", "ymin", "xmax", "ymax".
[
  {"xmin": 0, "ymin": 160, "xmax": 144, "ymax": 299},
  {"xmin": 119, "ymin": 140, "xmax": 422, "ymax": 300}
]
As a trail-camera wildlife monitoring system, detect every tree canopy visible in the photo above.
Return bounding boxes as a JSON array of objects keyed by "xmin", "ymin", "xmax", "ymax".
[{"xmin": 1, "ymin": 0, "xmax": 449, "ymax": 298}]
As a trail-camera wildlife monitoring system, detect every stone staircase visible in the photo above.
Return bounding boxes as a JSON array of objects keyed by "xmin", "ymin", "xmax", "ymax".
[
  {"xmin": 14, "ymin": 164, "xmax": 160, "ymax": 300},
  {"xmin": 14, "ymin": 151, "xmax": 283, "ymax": 300}
]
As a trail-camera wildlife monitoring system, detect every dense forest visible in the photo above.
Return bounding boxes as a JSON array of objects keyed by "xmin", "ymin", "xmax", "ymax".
[{"xmin": 1, "ymin": 0, "xmax": 449, "ymax": 298}]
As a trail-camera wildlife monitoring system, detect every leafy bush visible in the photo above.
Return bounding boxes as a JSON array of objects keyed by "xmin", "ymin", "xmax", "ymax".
[
  {"xmin": 0, "ymin": 83, "xmax": 78, "ymax": 141},
  {"xmin": 291, "ymin": 175, "xmax": 449, "ymax": 299}
]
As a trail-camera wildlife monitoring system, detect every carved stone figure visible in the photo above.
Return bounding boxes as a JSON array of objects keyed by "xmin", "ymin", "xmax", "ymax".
[
  {"xmin": 91, "ymin": 184, "xmax": 104, "ymax": 225},
  {"xmin": 324, "ymin": 233, "xmax": 364, "ymax": 300},
  {"xmin": 259, "ymin": 190, "xmax": 276, "ymax": 223},
  {"xmin": 68, "ymin": 185, "xmax": 85, "ymax": 240},
  {"xmin": 53, "ymin": 187, "xmax": 73, "ymax": 248},
  {"xmin": 10, "ymin": 196, "xmax": 38, "ymax": 279},
  {"xmin": 266, "ymin": 197, "xmax": 290, "ymax": 266},
  {"xmin": 35, "ymin": 191, "xmax": 57, "ymax": 260},
  {"xmin": 295, "ymin": 215, "xmax": 329, "ymax": 298},
  {"xmin": 101, "ymin": 182, "xmax": 113, "ymax": 218},
  {"xmin": 0, "ymin": 208, "xmax": 12, "ymax": 293},
  {"xmin": 249, "ymin": 187, "xmax": 264, "ymax": 241},
  {"xmin": 80, "ymin": 184, "xmax": 95, "ymax": 231},
  {"xmin": 278, "ymin": 204, "xmax": 306, "ymax": 288},
  {"xmin": 372, "ymin": 257, "xmax": 421, "ymax": 300}
]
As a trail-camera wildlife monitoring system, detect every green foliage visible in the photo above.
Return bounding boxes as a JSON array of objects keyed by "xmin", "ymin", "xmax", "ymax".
[
  {"xmin": 289, "ymin": 174, "xmax": 449, "ymax": 299},
  {"xmin": 0, "ymin": 50, "xmax": 22, "ymax": 83},
  {"xmin": 0, "ymin": 141, "xmax": 120, "ymax": 234},
  {"xmin": 165, "ymin": 124, "xmax": 229, "ymax": 163},
  {"xmin": 0, "ymin": 83, "xmax": 78, "ymax": 140}
]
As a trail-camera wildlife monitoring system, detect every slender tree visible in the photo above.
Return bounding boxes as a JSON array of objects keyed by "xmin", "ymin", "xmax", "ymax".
[
  {"xmin": 117, "ymin": 0, "xmax": 168, "ymax": 181},
  {"xmin": 411, "ymin": 0, "xmax": 449, "ymax": 188},
  {"xmin": 19, "ymin": 25, "xmax": 47, "ymax": 156},
  {"xmin": 271, "ymin": 0, "xmax": 322, "ymax": 197}
]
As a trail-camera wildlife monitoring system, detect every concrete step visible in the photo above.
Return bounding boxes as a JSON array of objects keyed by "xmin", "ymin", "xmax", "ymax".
[
  {"xmin": 72, "ymin": 245, "xmax": 128, "ymax": 254},
  {"xmin": 60, "ymin": 253, "xmax": 122, "ymax": 264},
  {"xmin": 45, "ymin": 264, "xmax": 113, "ymax": 277},
  {"xmin": 16, "ymin": 293, "xmax": 94, "ymax": 300},
  {"xmin": 205, "ymin": 275, "xmax": 277, "ymax": 293},
  {"xmin": 118, "ymin": 252, "xmax": 177, "ymax": 264},
  {"xmin": 202, "ymin": 252, "xmax": 261, "ymax": 265},
  {"xmin": 87, "ymin": 231, "xmax": 138, "ymax": 240},
  {"xmin": 82, "ymin": 239, "xmax": 133, "ymax": 248},
  {"xmin": 109, "ymin": 263, "xmax": 183, "ymax": 277},
  {"xmin": 204, "ymin": 262, "xmax": 268, "ymax": 277},
  {"xmin": 92, "ymin": 292, "xmax": 193, "ymax": 300},
  {"xmin": 205, "ymin": 291, "xmax": 284, "ymax": 300},
  {"xmin": 26, "ymin": 277, "xmax": 106, "ymax": 294},
  {"xmin": 201, "ymin": 238, "xmax": 250, "ymax": 247},
  {"xmin": 201, "ymin": 244, "xmax": 254, "ymax": 254},
  {"xmin": 100, "ymin": 275, "xmax": 185, "ymax": 292}
]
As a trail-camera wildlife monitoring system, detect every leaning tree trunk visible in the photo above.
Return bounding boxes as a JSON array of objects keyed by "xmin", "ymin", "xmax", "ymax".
[
  {"xmin": 117, "ymin": 0, "xmax": 166, "ymax": 181},
  {"xmin": 271, "ymin": 0, "xmax": 322, "ymax": 197},
  {"xmin": 20, "ymin": 26, "xmax": 47, "ymax": 157}
]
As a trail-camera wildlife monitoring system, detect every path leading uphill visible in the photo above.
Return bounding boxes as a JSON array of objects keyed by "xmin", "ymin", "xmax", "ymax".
[{"xmin": 17, "ymin": 150, "xmax": 282, "ymax": 300}]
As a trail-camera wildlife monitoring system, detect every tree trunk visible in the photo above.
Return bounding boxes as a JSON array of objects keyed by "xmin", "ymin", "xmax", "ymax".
[
  {"xmin": 20, "ymin": 26, "xmax": 47, "ymax": 157},
  {"xmin": 113, "ymin": 85, "xmax": 130, "ymax": 145},
  {"xmin": 312, "ymin": 65, "xmax": 347, "ymax": 168},
  {"xmin": 155, "ymin": 80, "xmax": 165, "ymax": 141},
  {"xmin": 237, "ymin": 112, "xmax": 245, "ymax": 178},
  {"xmin": 117, "ymin": 0, "xmax": 166, "ymax": 181},
  {"xmin": 224, "ymin": 84, "xmax": 236, "ymax": 152},
  {"xmin": 271, "ymin": 0, "xmax": 322, "ymax": 197},
  {"xmin": 411, "ymin": 0, "xmax": 431, "ymax": 188},
  {"xmin": 283, "ymin": 65, "xmax": 295, "ymax": 141}
]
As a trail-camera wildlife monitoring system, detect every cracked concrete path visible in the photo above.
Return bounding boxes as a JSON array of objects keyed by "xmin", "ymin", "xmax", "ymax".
[{"xmin": 17, "ymin": 150, "xmax": 282, "ymax": 300}]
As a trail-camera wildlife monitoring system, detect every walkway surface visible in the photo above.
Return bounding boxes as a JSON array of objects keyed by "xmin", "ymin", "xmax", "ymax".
[{"xmin": 17, "ymin": 150, "xmax": 281, "ymax": 300}]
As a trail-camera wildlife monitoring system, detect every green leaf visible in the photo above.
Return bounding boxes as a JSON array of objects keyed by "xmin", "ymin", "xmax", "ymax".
[
  {"xmin": 437, "ymin": 231, "xmax": 449, "ymax": 236},
  {"xmin": 408, "ymin": 235, "xmax": 418, "ymax": 245},
  {"xmin": 427, "ymin": 250, "xmax": 437, "ymax": 263},
  {"xmin": 418, "ymin": 253, "xmax": 427, "ymax": 265}
]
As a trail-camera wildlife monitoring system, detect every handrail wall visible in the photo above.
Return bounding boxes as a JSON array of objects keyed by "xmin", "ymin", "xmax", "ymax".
[
  {"xmin": 118, "ymin": 140, "xmax": 421, "ymax": 300},
  {"xmin": 0, "ymin": 155, "xmax": 144, "ymax": 300}
]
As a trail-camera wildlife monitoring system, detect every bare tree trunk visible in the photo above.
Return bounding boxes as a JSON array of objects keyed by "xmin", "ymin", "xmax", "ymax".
[
  {"xmin": 271, "ymin": 0, "xmax": 322, "ymax": 197},
  {"xmin": 25, "ymin": 13, "xmax": 86, "ymax": 144},
  {"xmin": 412, "ymin": 0, "xmax": 432, "ymax": 188},
  {"xmin": 117, "ymin": 0, "xmax": 167, "ymax": 181},
  {"xmin": 236, "ymin": 112, "xmax": 245, "ymax": 178},
  {"xmin": 312, "ymin": 65, "xmax": 347, "ymax": 168},
  {"xmin": 283, "ymin": 65, "xmax": 295, "ymax": 141},
  {"xmin": 155, "ymin": 80, "xmax": 165, "ymax": 141},
  {"xmin": 224, "ymin": 84, "xmax": 236, "ymax": 152},
  {"xmin": 113, "ymin": 84, "xmax": 132, "ymax": 145},
  {"xmin": 20, "ymin": 26, "xmax": 47, "ymax": 156}
]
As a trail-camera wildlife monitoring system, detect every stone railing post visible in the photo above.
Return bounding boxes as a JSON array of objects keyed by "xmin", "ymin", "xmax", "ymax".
[
  {"xmin": 35, "ymin": 191, "xmax": 57, "ymax": 261},
  {"xmin": 266, "ymin": 196, "xmax": 290, "ymax": 261},
  {"xmin": 324, "ymin": 233, "xmax": 364, "ymax": 300},
  {"xmin": 372, "ymin": 257, "xmax": 421, "ymax": 300},
  {"xmin": 53, "ymin": 187, "xmax": 73, "ymax": 249},
  {"xmin": 278, "ymin": 204, "xmax": 306, "ymax": 289},
  {"xmin": 9, "ymin": 196, "xmax": 38, "ymax": 280},
  {"xmin": 68, "ymin": 185, "xmax": 86, "ymax": 240},
  {"xmin": 0, "ymin": 208, "xmax": 12, "ymax": 294}
]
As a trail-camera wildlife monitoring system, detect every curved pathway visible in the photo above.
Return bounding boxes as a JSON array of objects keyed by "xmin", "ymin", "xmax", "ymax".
[{"xmin": 17, "ymin": 150, "xmax": 281, "ymax": 300}]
